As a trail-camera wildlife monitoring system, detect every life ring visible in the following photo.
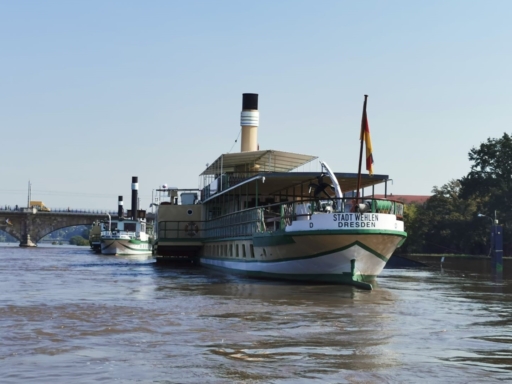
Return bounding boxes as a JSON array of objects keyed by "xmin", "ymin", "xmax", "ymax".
[{"xmin": 185, "ymin": 222, "xmax": 198, "ymax": 237}]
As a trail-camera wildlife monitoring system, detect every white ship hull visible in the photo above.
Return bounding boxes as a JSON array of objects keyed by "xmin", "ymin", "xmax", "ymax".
[
  {"xmin": 199, "ymin": 213, "xmax": 406, "ymax": 288},
  {"xmin": 201, "ymin": 251, "xmax": 376, "ymax": 283},
  {"xmin": 101, "ymin": 239, "xmax": 152, "ymax": 255}
]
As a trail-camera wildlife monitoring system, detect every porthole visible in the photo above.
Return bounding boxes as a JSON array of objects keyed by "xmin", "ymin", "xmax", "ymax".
[{"xmin": 187, "ymin": 209, "xmax": 193, "ymax": 215}]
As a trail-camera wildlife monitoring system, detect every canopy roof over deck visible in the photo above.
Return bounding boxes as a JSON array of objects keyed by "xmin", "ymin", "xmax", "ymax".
[
  {"xmin": 200, "ymin": 150, "xmax": 318, "ymax": 176},
  {"xmin": 202, "ymin": 171, "xmax": 390, "ymax": 203}
]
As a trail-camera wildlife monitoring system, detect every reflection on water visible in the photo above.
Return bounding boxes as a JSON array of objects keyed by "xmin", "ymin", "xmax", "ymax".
[
  {"xmin": 0, "ymin": 246, "xmax": 510, "ymax": 383},
  {"xmin": 102, "ymin": 254, "xmax": 155, "ymax": 262}
]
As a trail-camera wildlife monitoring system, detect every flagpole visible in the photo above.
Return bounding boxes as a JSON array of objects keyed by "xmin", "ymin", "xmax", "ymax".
[{"xmin": 355, "ymin": 95, "xmax": 368, "ymax": 205}]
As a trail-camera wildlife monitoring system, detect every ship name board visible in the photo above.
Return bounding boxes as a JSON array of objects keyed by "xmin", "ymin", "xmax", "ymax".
[{"xmin": 332, "ymin": 213, "xmax": 378, "ymax": 228}]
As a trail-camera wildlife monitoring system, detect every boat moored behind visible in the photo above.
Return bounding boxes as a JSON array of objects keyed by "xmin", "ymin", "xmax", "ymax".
[{"xmin": 100, "ymin": 178, "xmax": 153, "ymax": 256}]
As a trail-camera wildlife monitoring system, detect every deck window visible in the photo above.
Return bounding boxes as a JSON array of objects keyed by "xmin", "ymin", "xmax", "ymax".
[
  {"xmin": 229, "ymin": 244, "xmax": 233, "ymax": 257},
  {"xmin": 124, "ymin": 223, "xmax": 136, "ymax": 232},
  {"xmin": 250, "ymin": 244, "xmax": 255, "ymax": 258},
  {"xmin": 236, "ymin": 244, "xmax": 239, "ymax": 257},
  {"xmin": 242, "ymin": 244, "xmax": 246, "ymax": 258}
]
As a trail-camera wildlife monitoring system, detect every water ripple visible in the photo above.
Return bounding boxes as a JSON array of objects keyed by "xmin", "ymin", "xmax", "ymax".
[{"xmin": 0, "ymin": 246, "xmax": 511, "ymax": 383}]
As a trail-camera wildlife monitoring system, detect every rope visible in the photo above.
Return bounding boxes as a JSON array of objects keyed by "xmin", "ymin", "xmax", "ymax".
[{"xmin": 227, "ymin": 129, "xmax": 241, "ymax": 153}]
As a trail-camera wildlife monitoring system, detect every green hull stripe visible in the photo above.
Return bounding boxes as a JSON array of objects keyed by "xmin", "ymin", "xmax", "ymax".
[
  {"xmin": 202, "ymin": 240, "xmax": 390, "ymax": 264},
  {"xmin": 160, "ymin": 230, "xmax": 406, "ymax": 245},
  {"xmin": 128, "ymin": 239, "xmax": 150, "ymax": 245},
  {"xmin": 102, "ymin": 241, "xmax": 151, "ymax": 252},
  {"xmin": 162, "ymin": 230, "xmax": 406, "ymax": 244}
]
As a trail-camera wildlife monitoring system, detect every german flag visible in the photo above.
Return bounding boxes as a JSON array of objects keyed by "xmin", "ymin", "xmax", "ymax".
[{"xmin": 360, "ymin": 96, "xmax": 374, "ymax": 175}]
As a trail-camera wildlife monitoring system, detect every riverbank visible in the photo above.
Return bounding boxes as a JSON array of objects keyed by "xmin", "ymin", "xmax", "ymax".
[{"xmin": 390, "ymin": 253, "xmax": 511, "ymax": 278}]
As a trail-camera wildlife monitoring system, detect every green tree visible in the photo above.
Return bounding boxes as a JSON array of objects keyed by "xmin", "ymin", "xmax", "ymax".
[
  {"xmin": 402, "ymin": 133, "xmax": 512, "ymax": 255},
  {"xmin": 460, "ymin": 132, "xmax": 512, "ymax": 253},
  {"xmin": 401, "ymin": 180, "xmax": 488, "ymax": 255},
  {"xmin": 69, "ymin": 235, "xmax": 89, "ymax": 246},
  {"xmin": 398, "ymin": 203, "xmax": 424, "ymax": 254}
]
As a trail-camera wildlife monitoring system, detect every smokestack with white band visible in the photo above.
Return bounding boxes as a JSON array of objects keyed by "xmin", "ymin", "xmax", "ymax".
[
  {"xmin": 240, "ymin": 93, "xmax": 259, "ymax": 152},
  {"xmin": 131, "ymin": 176, "xmax": 138, "ymax": 220},
  {"xmin": 118, "ymin": 196, "xmax": 123, "ymax": 218}
]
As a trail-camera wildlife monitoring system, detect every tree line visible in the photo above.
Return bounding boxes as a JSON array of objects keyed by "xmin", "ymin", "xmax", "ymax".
[{"xmin": 398, "ymin": 133, "xmax": 512, "ymax": 256}]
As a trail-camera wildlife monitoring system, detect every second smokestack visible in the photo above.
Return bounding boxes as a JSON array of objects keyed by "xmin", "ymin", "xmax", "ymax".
[
  {"xmin": 131, "ymin": 176, "xmax": 138, "ymax": 220},
  {"xmin": 118, "ymin": 196, "xmax": 123, "ymax": 218},
  {"xmin": 240, "ymin": 93, "xmax": 259, "ymax": 152}
]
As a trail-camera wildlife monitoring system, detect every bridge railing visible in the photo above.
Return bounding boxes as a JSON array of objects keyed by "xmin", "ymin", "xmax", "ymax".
[
  {"xmin": 0, "ymin": 207, "xmax": 117, "ymax": 214},
  {"xmin": 51, "ymin": 208, "xmax": 118, "ymax": 214}
]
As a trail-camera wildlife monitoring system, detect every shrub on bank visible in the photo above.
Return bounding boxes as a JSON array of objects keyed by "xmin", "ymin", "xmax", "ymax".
[{"xmin": 69, "ymin": 236, "xmax": 89, "ymax": 246}]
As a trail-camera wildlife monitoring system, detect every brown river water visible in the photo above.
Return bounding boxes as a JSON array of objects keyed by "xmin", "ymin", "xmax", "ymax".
[{"xmin": 0, "ymin": 245, "xmax": 511, "ymax": 383}]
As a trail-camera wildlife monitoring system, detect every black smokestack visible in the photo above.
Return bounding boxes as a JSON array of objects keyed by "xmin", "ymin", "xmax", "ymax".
[
  {"xmin": 240, "ymin": 93, "xmax": 259, "ymax": 152},
  {"xmin": 131, "ymin": 176, "xmax": 138, "ymax": 220},
  {"xmin": 242, "ymin": 93, "xmax": 258, "ymax": 110},
  {"xmin": 118, "ymin": 196, "xmax": 123, "ymax": 218}
]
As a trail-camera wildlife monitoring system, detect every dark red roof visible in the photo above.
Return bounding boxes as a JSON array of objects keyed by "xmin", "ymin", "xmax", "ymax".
[{"xmin": 371, "ymin": 194, "xmax": 431, "ymax": 204}]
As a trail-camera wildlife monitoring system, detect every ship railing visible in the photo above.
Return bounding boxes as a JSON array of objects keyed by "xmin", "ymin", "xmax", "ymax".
[
  {"xmin": 203, "ymin": 208, "xmax": 263, "ymax": 238},
  {"xmin": 100, "ymin": 230, "xmax": 136, "ymax": 237},
  {"xmin": 256, "ymin": 197, "xmax": 405, "ymax": 231},
  {"xmin": 158, "ymin": 210, "xmax": 262, "ymax": 240},
  {"xmin": 158, "ymin": 220, "xmax": 204, "ymax": 240},
  {"xmin": 201, "ymin": 172, "xmax": 258, "ymax": 200},
  {"xmin": 296, "ymin": 197, "xmax": 404, "ymax": 217},
  {"xmin": 158, "ymin": 197, "xmax": 404, "ymax": 239}
]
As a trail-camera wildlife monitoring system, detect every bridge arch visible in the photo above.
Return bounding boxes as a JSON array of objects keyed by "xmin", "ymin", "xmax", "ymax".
[
  {"xmin": 0, "ymin": 219, "xmax": 22, "ymax": 242},
  {"xmin": 0, "ymin": 211, "xmax": 115, "ymax": 247},
  {"xmin": 39, "ymin": 224, "xmax": 92, "ymax": 243},
  {"xmin": 0, "ymin": 227, "xmax": 20, "ymax": 242},
  {"xmin": 31, "ymin": 217, "xmax": 105, "ymax": 243}
]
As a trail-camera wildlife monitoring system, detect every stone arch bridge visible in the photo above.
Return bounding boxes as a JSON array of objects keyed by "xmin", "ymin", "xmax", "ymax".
[{"xmin": 0, "ymin": 209, "xmax": 117, "ymax": 247}]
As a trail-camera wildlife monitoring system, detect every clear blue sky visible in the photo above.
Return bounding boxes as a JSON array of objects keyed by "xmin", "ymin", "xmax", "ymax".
[{"xmin": 1, "ymin": 1, "xmax": 511, "ymax": 210}]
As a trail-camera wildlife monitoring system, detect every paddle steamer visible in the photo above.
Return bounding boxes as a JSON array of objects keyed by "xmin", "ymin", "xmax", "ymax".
[{"xmin": 154, "ymin": 94, "xmax": 406, "ymax": 289}]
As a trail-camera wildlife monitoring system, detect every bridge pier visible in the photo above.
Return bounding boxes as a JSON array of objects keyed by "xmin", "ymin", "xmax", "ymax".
[{"xmin": 20, "ymin": 234, "xmax": 36, "ymax": 247}]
